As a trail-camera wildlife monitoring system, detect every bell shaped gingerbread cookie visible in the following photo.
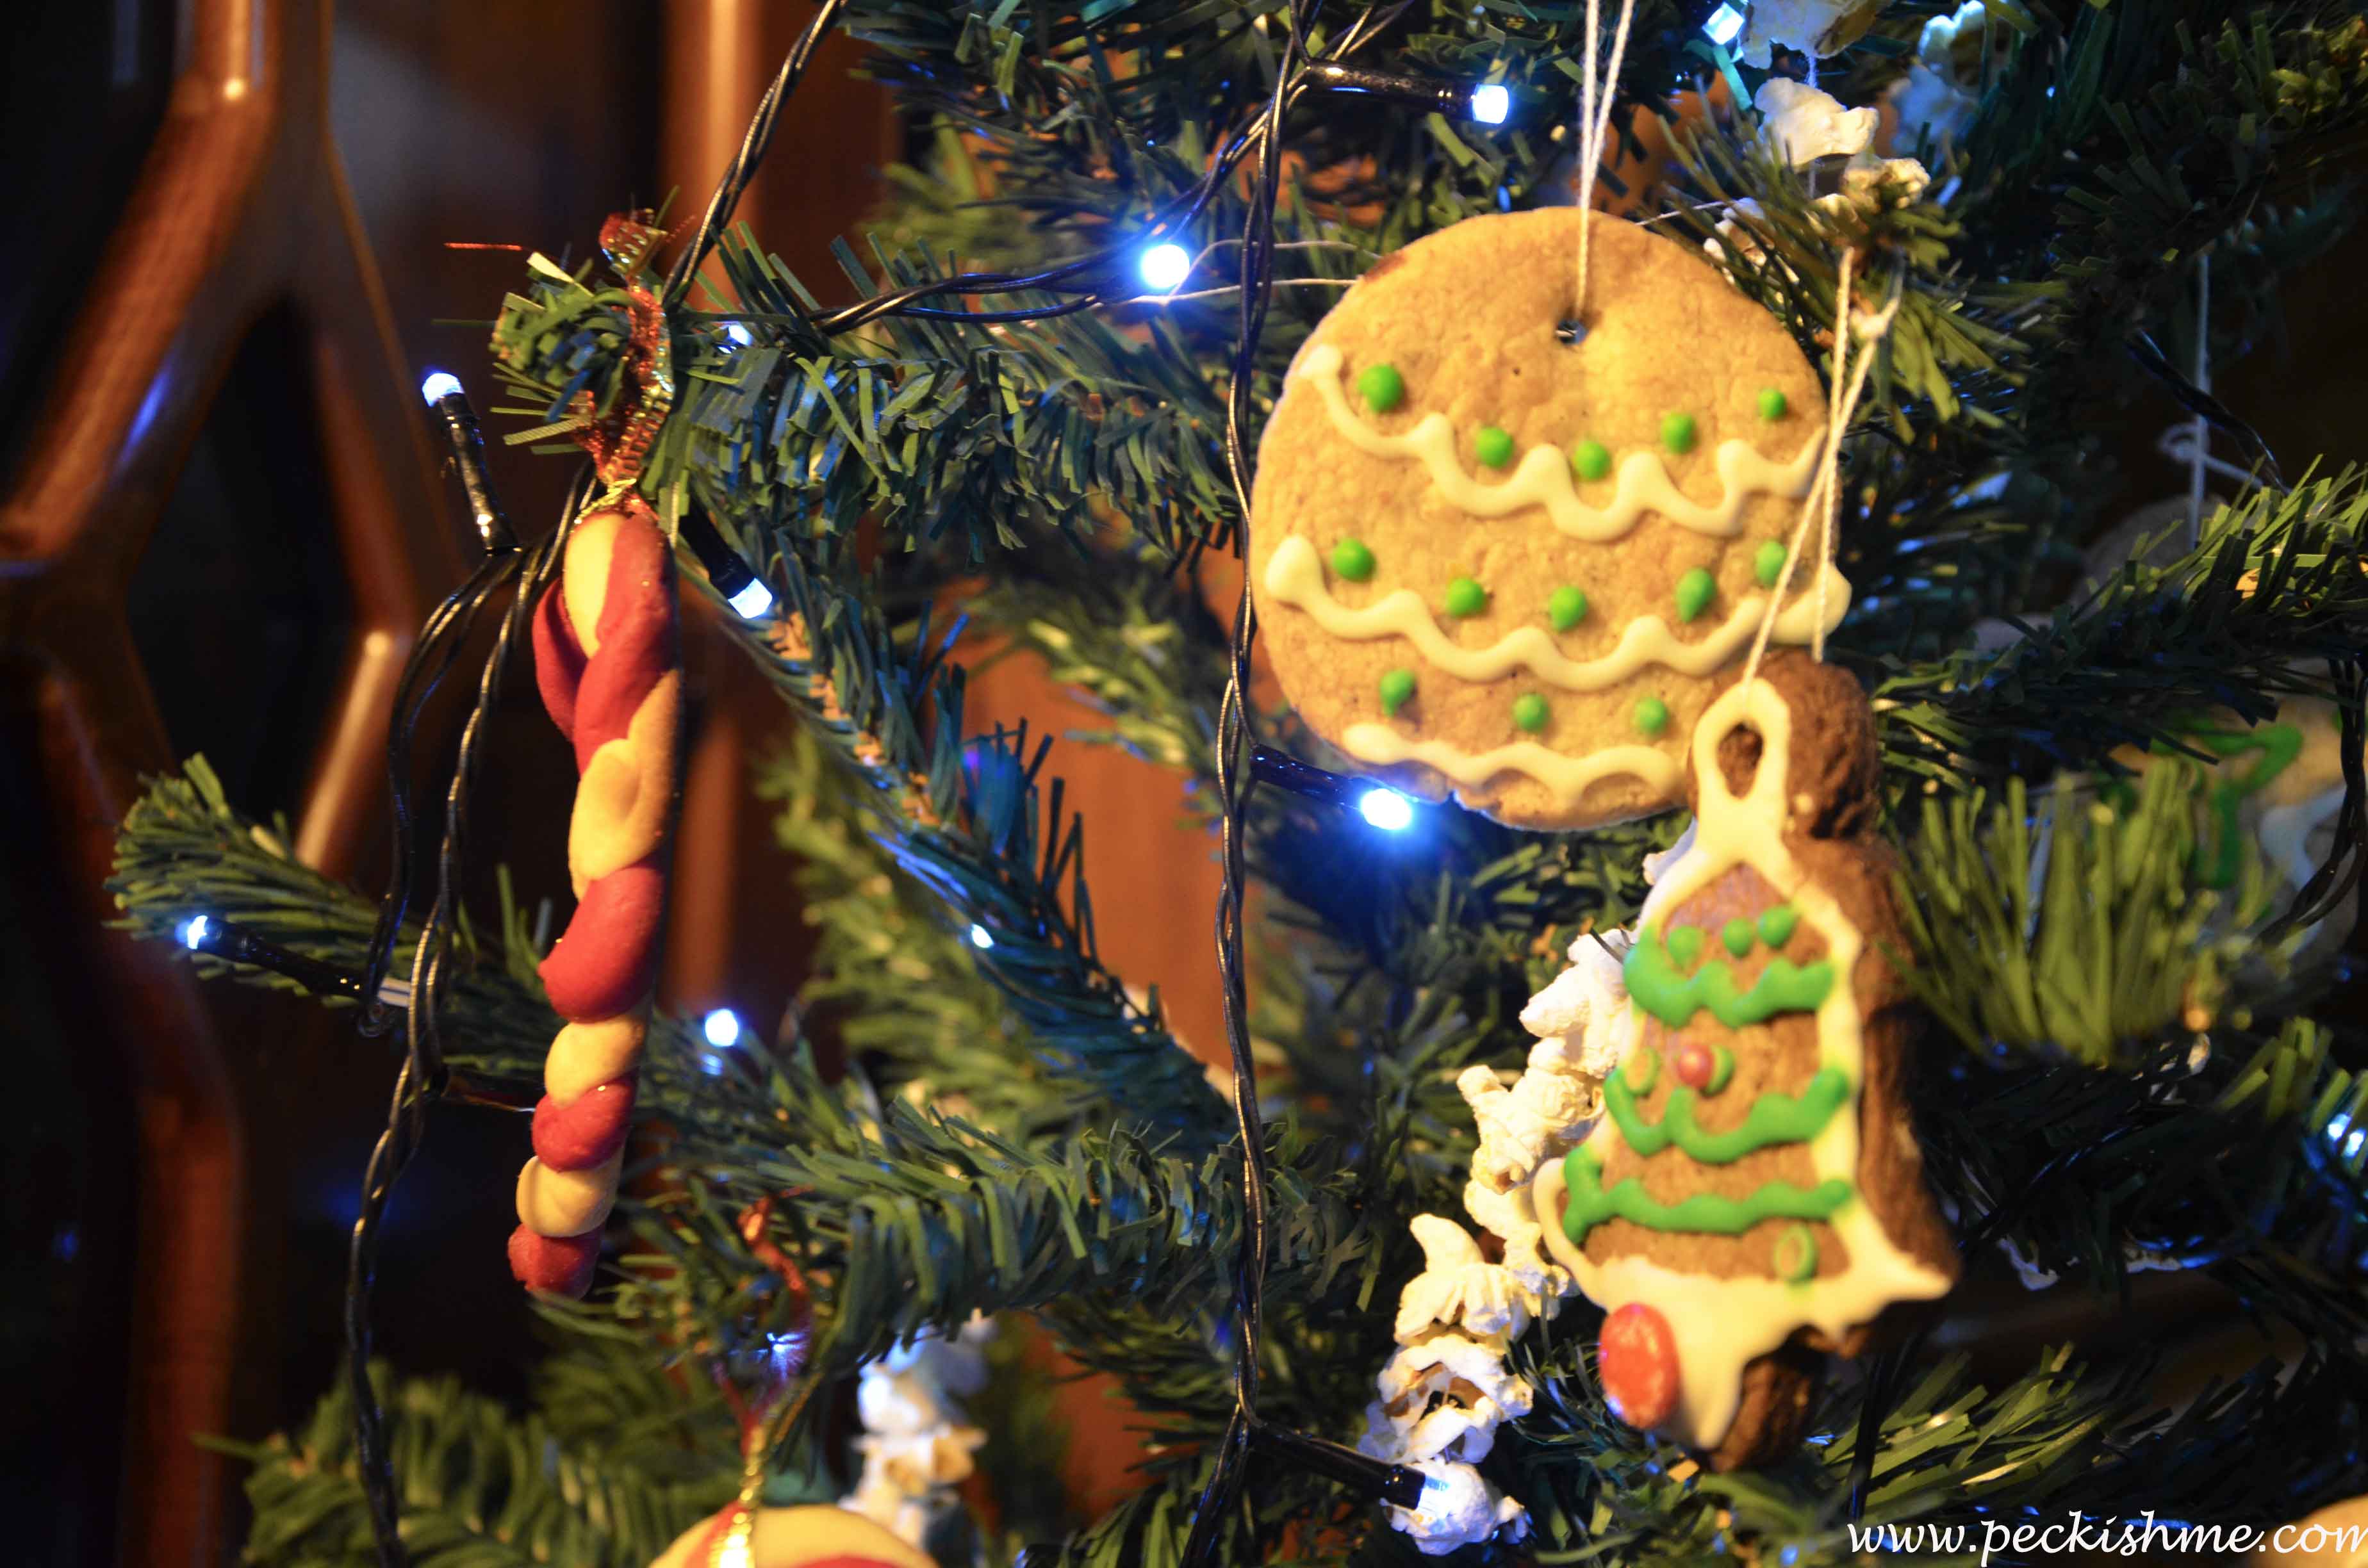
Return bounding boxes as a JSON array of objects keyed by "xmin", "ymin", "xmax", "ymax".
[{"xmin": 1533, "ymin": 652, "xmax": 1956, "ymax": 1467}]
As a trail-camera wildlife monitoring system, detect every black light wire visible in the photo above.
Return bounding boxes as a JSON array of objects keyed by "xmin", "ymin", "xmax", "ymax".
[
  {"xmin": 662, "ymin": 0, "xmax": 852, "ymax": 309},
  {"xmin": 1182, "ymin": 3, "xmax": 1423, "ymax": 1560},
  {"xmin": 1178, "ymin": 0, "xmax": 1311, "ymax": 1546},
  {"xmin": 344, "ymin": 468, "xmax": 591, "ymax": 1568},
  {"xmin": 355, "ymin": 550, "xmax": 518, "ymax": 1036}
]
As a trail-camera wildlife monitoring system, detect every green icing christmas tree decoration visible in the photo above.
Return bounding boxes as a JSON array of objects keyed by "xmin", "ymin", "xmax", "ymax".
[
  {"xmin": 1722, "ymin": 917, "xmax": 1756, "ymax": 956},
  {"xmin": 1603, "ymin": 1064, "xmax": 1852, "ymax": 1164},
  {"xmin": 1774, "ymin": 1224, "xmax": 1819, "ymax": 1282},
  {"xmin": 1357, "ymin": 362, "xmax": 1404, "ymax": 413},
  {"xmin": 1561, "ymin": 1149, "xmax": 1852, "ymax": 1244},
  {"xmin": 1660, "ymin": 412, "xmax": 1698, "ymax": 454},
  {"xmin": 1475, "ymin": 425, "xmax": 1515, "ymax": 468},
  {"xmin": 1379, "ymin": 667, "xmax": 1416, "ymax": 717},
  {"xmin": 1757, "ymin": 387, "xmax": 1789, "ymax": 421},
  {"xmin": 2178, "ymin": 721, "xmax": 2306, "ymax": 888},
  {"xmin": 1572, "ymin": 438, "xmax": 1612, "ymax": 482},
  {"xmin": 1331, "ymin": 537, "xmax": 1376, "ymax": 582},
  {"xmin": 1512, "ymin": 692, "xmax": 1549, "ymax": 733},
  {"xmin": 1444, "ymin": 576, "xmax": 1488, "ymax": 617},
  {"xmin": 1754, "ymin": 540, "xmax": 1788, "ymax": 588},
  {"xmin": 1626, "ymin": 923, "xmax": 1835, "ymax": 1029},
  {"xmin": 1757, "ymin": 905, "xmax": 1799, "ymax": 947},
  {"xmin": 1675, "ymin": 568, "xmax": 1716, "ymax": 623},
  {"xmin": 1633, "ymin": 696, "xmax": 1669, "ymax": 736},
  {"xmin": 1704, "ymin": 1042, "xmax": 1735, "ymax": 1095},
  {"xmin": 1624, "ymin": 1045, "xmax": 1660, "ymax": 1095},
  {"xmin": 1549, "ymin": 585, "xmax": 1588, "ymax": 631}
]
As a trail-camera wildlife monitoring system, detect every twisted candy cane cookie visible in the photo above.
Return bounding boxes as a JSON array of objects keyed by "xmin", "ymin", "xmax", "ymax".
[{"xmin": 507, "ymin": 496, "xmax": 682, "ymax": 1296}]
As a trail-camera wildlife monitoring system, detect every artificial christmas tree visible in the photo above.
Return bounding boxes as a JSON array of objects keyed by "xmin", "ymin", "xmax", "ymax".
[{"xmin": 106, "ymin": 0, "xmax": 2368, "ymax": 1564}]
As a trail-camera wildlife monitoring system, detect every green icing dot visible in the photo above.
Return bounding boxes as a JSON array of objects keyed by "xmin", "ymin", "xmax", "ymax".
[
  {"xmin": 1661, "ymin": 412, "xmax": 1698, "ymax": 455},
  {"xmin": 1675, "ymin": 568, "xmax": 1715, "ymax": 623},
  {"xmin": 1624, "ymin": 923, "xmax": 1836, "ymax": 1030},
  {"xmin": 1757, "ymin": 906, "xmax": 1799, "ymax": 949},
  {"xmin": 1634, "ymin": 696, "xmax": 1670, "ymax": 737},
  {"xmin": 1754, "ymin": 540, "xmax": 1788, "ymax": 589},
  {"xmin": 1572, "ymin": 439, "xmax": 1612, "ymax": 482},
  {"xmin": 1757, "ymin": 387, "xmax": 1789, "ymax": 421},
  {"xmin": 1704, "ymin": 1043, "xmax": 1735, "ymax": 1096},
  {"xmin": 1722, "ymin": 918, "xmax": 1756, "ymax": 957},
  {"xmin": 1444, "ymin": 576, "xmax": 1488, "ymax": 618},
  {"xmin": 1475, "ymin": 425, "xmax": 1515, "ymax": 468},
  {"xmin": 1548, "ymin": 585, "xmax": 1588, "ymax": 632},
  {"xmin": 1512, "ymin": 693, "xmax": 1549, "ymax": 733},
  {"xmin": 1379, "ymin": 668, "xmax": 1416, "ymax": 717},
  {"xmin": 1357, "ymin": 363, "xmax": 1404, "ymax": 413},
  {"xmin": 1331, "ymin": 537, "xmax": 1376, "ymax": 582},
  {"xmin": 1623, "ymin": 1047, "xmax": 1660, "ymax": 1095},
  {"xmin": 1773, "ymin": 1223, "xmax": 1819, "ymax": 1282}
]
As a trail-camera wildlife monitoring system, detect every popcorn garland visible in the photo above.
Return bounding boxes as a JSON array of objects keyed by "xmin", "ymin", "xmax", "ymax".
[{"xmin": 1357, "ymin": 926, "xmax": 1639, "ymax": 1552}]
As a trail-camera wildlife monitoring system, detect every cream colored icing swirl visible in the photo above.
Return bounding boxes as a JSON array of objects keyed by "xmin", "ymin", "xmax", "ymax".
[
  {"xmin": 1295, "ymin": 343, "xmax": 1822, "ymax": 541},
  {"xmin": 1263, "ymin": 535, "xmax": 1846, "ymax": 691},
  {"xmin": 1341, "ymin": 725, "xmax": 1680, "ymax": 804}
]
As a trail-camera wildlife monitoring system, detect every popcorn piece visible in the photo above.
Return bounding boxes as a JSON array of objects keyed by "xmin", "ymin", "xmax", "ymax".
[
  {"xmin": 1372, "ymin": 1330, "xmax": 1535, "ymax": 1464},
  {"xmin": 841, "ymin": 1319, "xmax": 993, "ymax": 1548},
  {"xmin": 1519, "ymin": 929, "xmax": 1634, "ymax": 1082},
  {"xmin": 1736, "ymin": 0, "xmax": 1884, "ymax": 66},
  {"xmin": 1397, "ymin": 1214, "xmax": 1549, "ymax": 1340},
  {"xmin": 1885, "ymin": 0, "xmax": 2021, "ymax": 152},
  {"xmin": 1757, "ymin": 78, "xmax": 1879, "ymax": 165},
  {"xmin": 1378, "ymin": 1459, "xmax": 1531, "ymax": 1556},
  {"xmin": 1464, "ymin": 1177, "xmax": 1571, "ymax": 1310},
  {"xmin": 1459, "ymin": 1061, "xmax": 1603, "ymax": 1193}
]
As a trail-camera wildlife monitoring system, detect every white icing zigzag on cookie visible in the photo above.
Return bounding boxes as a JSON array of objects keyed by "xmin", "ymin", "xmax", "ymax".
[
  {"xmin": 1263, "ymin": 535, "xmax": 1846, "ymax": 690},
  {"xmin": 1342, "ymin": 724, "xmax": 1681, "ymax": 803},
  {"xmin": 1297, "ymin": 343, "xmax": 1822, "ymax": 541}
]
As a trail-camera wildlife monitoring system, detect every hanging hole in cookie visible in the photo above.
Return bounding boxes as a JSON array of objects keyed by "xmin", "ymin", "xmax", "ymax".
[
  {"xmin": 1716, "ymin": 720, "xmax": 1765, "ymax": 797},
  {"xmin": 1556, "ymin": 317, "xmax": 1590, "ymax": 347}
]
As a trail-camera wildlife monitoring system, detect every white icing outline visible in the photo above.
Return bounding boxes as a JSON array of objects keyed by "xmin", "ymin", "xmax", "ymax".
[
  {"xmin": 1297, "ymin": 343, "xmax": 1823, "ymax": 542},
  {"xmin": 1342, "ymin": 724, "xmax": 1680, "ymax": 803},
  {"xmin": 1531, "ymin": 680, "xmax": 1952, "ymax": 1450},
  {"xmin": 1263, "ymin": 535, "xmax": 1848, "ymax": 690}
]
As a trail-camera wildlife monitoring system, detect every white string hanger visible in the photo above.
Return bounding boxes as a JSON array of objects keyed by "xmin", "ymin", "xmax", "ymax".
[
  {"xmin": 1571, "ymin": 0, "xmax": 1641, "ymax": 321},
  {"xmin": 1740, "ymin": 245, "xmax": 1902, "ymax": 689}
]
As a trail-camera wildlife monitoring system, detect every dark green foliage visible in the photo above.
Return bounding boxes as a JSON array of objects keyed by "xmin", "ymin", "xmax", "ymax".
[
  {"xmin": 220, "ymin": 1361, "xmax": 735, "ymax": 1567},
  {"xmin": 105, "ymin": 1, "xmax": 2368, "ymax": 1564}
]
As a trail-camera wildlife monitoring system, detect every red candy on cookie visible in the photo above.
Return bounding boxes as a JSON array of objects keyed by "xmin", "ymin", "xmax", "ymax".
[
  {"xmin": 1671, "ymin": 1039, "xmax": 1716, "ymax": 1090},
  {"xmin": 1599, "ymin": 1302, "xmax": 1681, "ymax": 1429}
]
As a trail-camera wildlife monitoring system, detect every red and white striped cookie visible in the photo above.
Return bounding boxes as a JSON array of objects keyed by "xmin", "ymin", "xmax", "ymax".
[{"xmin": 509, "ymin": 495, "xmax": 682, "ymax": 1297}]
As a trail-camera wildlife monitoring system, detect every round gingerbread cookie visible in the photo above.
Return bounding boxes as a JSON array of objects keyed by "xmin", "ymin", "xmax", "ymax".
[{"xmin": 1249, "ymin": 209, "xmax": 1845, "ymax": 830}]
